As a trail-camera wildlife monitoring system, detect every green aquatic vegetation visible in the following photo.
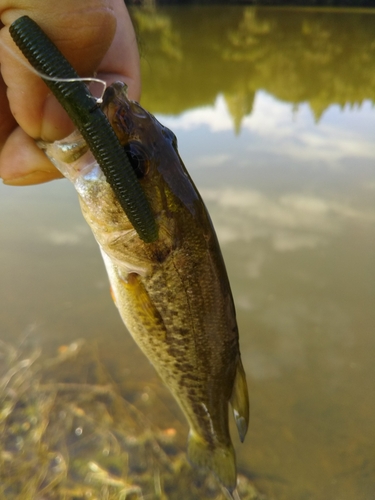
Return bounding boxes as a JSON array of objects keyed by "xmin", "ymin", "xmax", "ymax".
[{"xmin": 0, "ymin": 341, "xmax": 266, "ymax": 500}]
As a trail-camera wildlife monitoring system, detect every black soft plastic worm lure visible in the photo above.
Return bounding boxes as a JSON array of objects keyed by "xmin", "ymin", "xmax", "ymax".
[{"xmin": 9, "ymin": 15, "xmax": 158, "ymax": 243}]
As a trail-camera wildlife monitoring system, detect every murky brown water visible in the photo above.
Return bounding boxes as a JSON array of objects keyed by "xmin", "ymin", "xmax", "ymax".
[{"xmin": 1, "ymin": 6, "xmax": 375, "ymax": 500}]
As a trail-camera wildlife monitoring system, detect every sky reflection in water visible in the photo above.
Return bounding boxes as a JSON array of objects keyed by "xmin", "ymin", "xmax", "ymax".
[
  {"xmin": 1, "ymin": 6, "xmax": 375, "ymax": 500},
  {"xmin": 155, "ymin": 89, "xmax": 375, "ymax": 500},
  {"xmin": 162, "ymin": 91, "xmax": 375, "ymax": 168}
]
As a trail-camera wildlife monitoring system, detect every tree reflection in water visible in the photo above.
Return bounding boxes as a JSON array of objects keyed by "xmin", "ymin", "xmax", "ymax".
[{"xmin": 131, "ymin": 5, "xmax": 375, "ymax": 129}]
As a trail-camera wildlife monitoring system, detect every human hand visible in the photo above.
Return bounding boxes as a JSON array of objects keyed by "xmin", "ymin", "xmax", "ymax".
[{"xmin": 0, "ymin": 0, "xmax": 140, "ymax": 185}]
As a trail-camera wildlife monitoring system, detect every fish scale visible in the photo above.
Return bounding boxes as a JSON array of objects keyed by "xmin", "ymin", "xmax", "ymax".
[{"xmin": 39, "ymin": 81, "xmax": 249, "ymax": 496}]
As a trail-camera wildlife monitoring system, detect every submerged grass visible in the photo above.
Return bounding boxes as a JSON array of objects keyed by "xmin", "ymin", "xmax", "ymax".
[{"xmin": 0, "ymin": 339, "xmax": 266, "ymax": 500}]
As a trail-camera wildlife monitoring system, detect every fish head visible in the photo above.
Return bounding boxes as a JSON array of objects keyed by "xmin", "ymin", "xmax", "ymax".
[
  {"xmin": 102, "ymin": 81, "xmax": 177, "ymax": 171},
  {"xmin": 89, "ymin": 81, "xmax": 202, "ymax": 265},
  {"xmin": 40, "ymin": 81, "xmax": 202, "ymax": 268},
  {"xmin": 101, "ymin": 82, "xmax": 200, "ymax": 226}
]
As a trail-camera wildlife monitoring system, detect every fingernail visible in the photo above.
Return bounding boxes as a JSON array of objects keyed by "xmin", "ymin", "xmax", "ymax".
[
  {"xmin": 41, "ymin": 93, "xmax": 75, "ymax": 142},
  {"xmin": 2, "ymin": 170, "xmax": 64, "ymax": 185}
]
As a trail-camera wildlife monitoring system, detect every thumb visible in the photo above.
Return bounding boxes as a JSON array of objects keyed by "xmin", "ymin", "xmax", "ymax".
[{"xmin": 0, "ymin": 2, "xmax": 117, "ymax": 142}]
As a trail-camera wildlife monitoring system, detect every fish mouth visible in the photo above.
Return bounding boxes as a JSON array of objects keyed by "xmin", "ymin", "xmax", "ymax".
[
  {"xmin": 101, "ymin": 81, "xmax": 132, "ymax": 138},
  {"xmin": 101, "ymin": 81, "xmax": 129, "ymax": 109},
  {"xmin": 101, "ymin": 81, "xmax": 151, "ymax": 146}
]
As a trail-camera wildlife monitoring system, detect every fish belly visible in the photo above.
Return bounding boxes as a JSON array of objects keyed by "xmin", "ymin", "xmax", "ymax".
[{"xmin": 100, "ymin": 246, "xmax": 242, "ymax": 492}]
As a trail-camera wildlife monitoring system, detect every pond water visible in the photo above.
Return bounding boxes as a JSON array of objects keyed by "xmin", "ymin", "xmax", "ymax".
[{"xmin": 1, "ymin": 6, "xmax": 375, "ymax": 500}]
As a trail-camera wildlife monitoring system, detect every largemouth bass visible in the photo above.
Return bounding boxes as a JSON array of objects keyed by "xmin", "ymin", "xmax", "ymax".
[{"xmin": 40, "ymin": 82, "xmax": 249, "ymax": 494}]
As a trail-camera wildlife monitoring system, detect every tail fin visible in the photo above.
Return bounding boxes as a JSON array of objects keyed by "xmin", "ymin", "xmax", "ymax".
[
  {"xmin": 221, "ymin": 485, "xmax": 242, "ymax": 500},
  {"xmin": 230, "ymin": 358, "xmax": 249, "ymax": 442},
  {"xmin": 187, "ymin": 431, "xmax": 237, "ymax": 492}
]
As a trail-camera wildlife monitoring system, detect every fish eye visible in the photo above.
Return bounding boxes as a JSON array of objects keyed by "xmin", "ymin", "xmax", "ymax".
[
  {"xmin": 162, "ymin": 126, "xmax": 178, "ymax": 150},
  {"xmin": 123, "ymin": 142, "xmax": 149, "ymax": 179}
]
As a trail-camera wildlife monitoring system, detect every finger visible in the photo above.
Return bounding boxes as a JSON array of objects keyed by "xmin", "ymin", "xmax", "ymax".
[
  {"xmin": 0, "ymin": 71, "xmax": 17, "ymax": 150},
  {"xmin": 98, "ymin": 0, "xmax": 141, "ymax": 101},
  {"xmin": 0, "ymin": 1, "xmax": 141, "ymax": 187},
  {"xmin": 0, "ymin": 1, "xmax": 117, "ymax": 141},
  {"xmin": 0, "ymin": 126, "xmax": 63, "ymax": 185}
]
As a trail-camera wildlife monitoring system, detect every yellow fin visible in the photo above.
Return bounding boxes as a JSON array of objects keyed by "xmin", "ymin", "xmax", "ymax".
[
  {"xmin": 120, "ymin": 273, "xmax": 166, "ymax": 338},
  {"xmin": 187, "ymin": 431, "xmax": 237, "ymax": 492},
  {"xmin": 230, "ymin": 358, "xmax": 249, "ymax": 443},
  {"xmin": 221, "ymin": 485, "xmax": 242, "ymax": 500},
  {"xmin": 109, "ymin": 285, "xmax": 117, "ymax": 305}
]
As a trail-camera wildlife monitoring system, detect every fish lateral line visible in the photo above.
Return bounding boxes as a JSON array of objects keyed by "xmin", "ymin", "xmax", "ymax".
[{"xmin": 29, "ymin": 31, "xmax": 250, "ymax": 492}]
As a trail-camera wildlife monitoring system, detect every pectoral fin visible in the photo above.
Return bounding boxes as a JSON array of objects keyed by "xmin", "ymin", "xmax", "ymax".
[
  {"xmin": 230, "ymin": 358, "xmax": 249, "ymax": 443},
  {"xmin": 109, "ymin": 285, "xmax": 117, "ymax": 305},
  {"xmin": 120, "ymin": 273, "xmax": 167, "ymax": 341}
]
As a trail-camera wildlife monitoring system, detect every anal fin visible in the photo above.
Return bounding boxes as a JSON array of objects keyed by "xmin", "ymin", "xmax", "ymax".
[{"xmin": 230, "ymin": 358, "xmax": 249, "ymax": 443}]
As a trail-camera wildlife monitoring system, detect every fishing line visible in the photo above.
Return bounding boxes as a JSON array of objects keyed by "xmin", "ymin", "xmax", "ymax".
[
  {"xmin": 8, "ymin": 15, "xmax": 158, "ymax": 243},
  {"xmin": 0, "ymin": 36, "xmax": 107, "ymax": 103}
]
